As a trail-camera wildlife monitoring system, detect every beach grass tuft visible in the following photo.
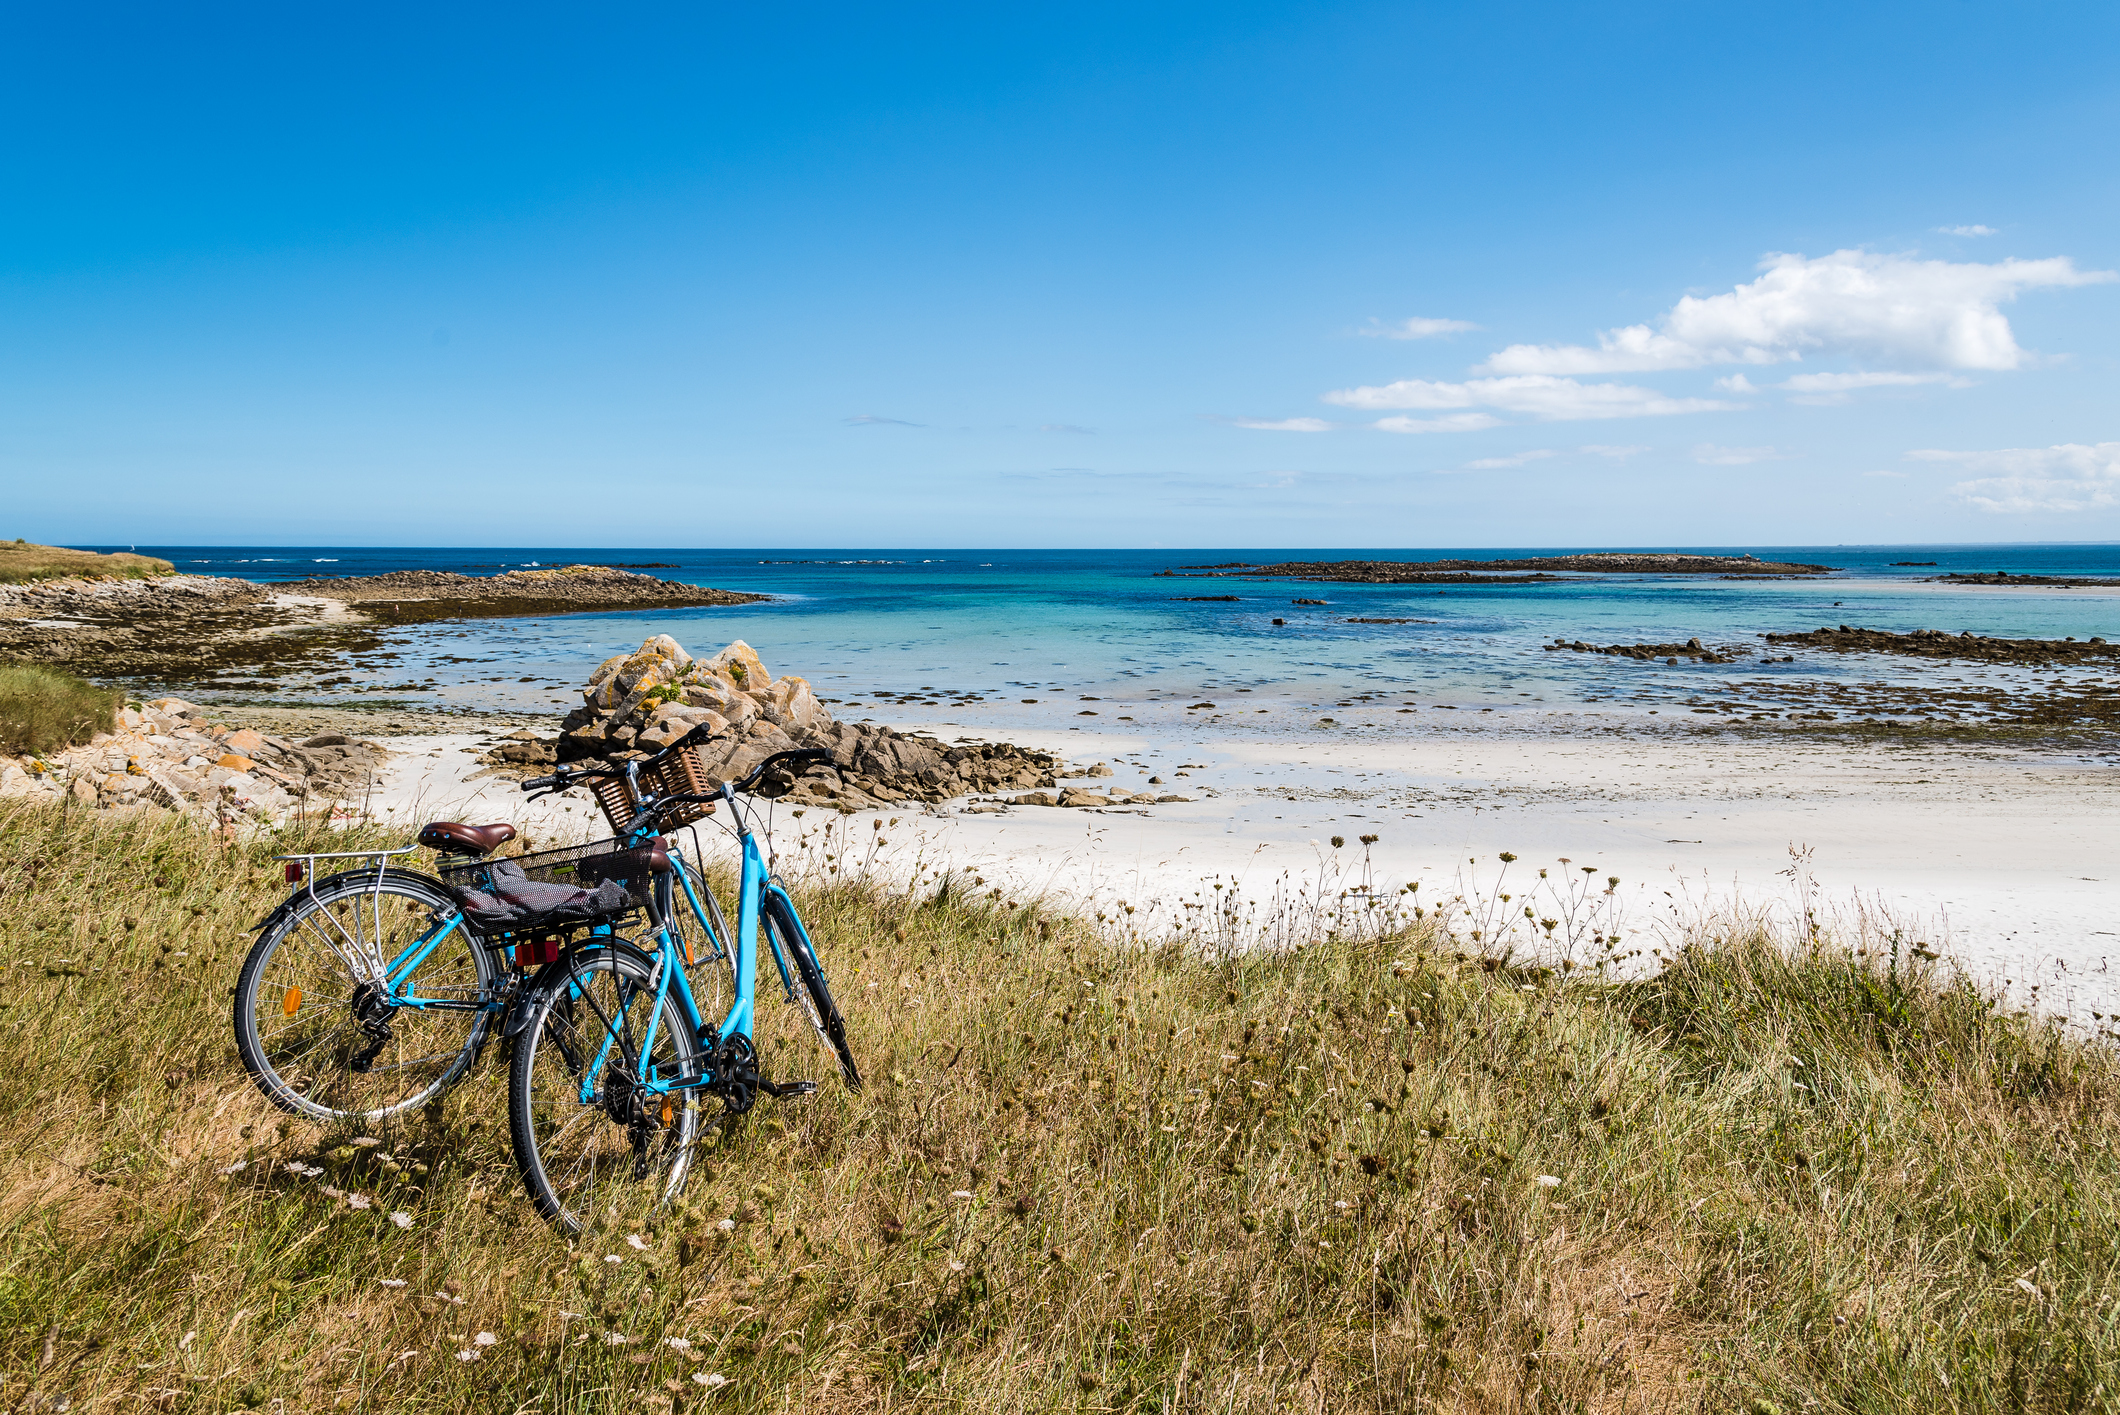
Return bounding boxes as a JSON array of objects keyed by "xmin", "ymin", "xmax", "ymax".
[
  {"xmin": 0, "ymin": 665, "xmax": 120, "ymax": 756},
  {"xmin": 0, "ymin": 800, "xmax": 2116, "ymax": 1411},
  {"xmin": 0, "ymin": 539, "xmax": 174, "ymax": 586}
]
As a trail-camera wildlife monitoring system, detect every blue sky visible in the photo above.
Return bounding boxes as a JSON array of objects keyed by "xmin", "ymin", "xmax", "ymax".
[{"xmin": 5, "ymin": 2, "xmax": 2117, "ymax": 547}]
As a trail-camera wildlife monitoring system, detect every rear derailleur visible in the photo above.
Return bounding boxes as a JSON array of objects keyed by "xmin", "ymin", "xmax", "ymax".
[{"xmin": 347, "ymin": 982, "xmax": 394, "ymax": 1073}]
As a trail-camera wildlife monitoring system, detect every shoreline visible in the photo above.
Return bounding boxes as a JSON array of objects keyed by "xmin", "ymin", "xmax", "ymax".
[{"xmin": 348, "ymin": 700, "xmax": 2120, "ymax": 1023}]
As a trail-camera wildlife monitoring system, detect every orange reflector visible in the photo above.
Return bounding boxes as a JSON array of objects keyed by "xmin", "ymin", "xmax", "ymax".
[{"xmin": 282, "ymin": 985, "xmax": 303, "ymax": 1016}]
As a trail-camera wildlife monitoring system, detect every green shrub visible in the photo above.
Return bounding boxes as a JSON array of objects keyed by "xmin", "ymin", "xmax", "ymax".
[{"xmin": 0, "ymin": 664, "xmax": 119, "ymax": 755}]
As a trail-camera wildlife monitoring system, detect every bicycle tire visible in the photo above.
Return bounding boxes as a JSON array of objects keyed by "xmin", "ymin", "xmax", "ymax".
[
  {"xmin": 508, "ymin": 939, "xmax": 706, "ymax": 1234},
  {"xmin": 762, "ymin": 893, "xmax": 862, "ymax": 1091},
  {"xmin": 233, "ymin": 869, "xmax": 498, "ymax": 1125}
]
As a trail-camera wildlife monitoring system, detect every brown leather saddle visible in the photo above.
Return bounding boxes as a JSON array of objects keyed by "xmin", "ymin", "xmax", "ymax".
[{"xmin": 418, "ymin": 821, "xmax": 518, "ymax": 857}]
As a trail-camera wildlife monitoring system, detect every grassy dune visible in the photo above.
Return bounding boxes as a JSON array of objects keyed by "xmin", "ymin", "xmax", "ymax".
[
  {"xmin": 1, "ymin": 802, "xmax": 2115, "ymax": 1412},
  {"xmin": 0, "ymin": 665, "xmax": 120, "ymax": 756},
  {"xmin": 0, "ymin": 540, "xmax": 174, "ymax": 586}
]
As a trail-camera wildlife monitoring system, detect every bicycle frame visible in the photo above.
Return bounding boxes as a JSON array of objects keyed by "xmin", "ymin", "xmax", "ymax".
[{"xmin": 601, "ymin": 788, "xmax": 809, "ymax": 1101}]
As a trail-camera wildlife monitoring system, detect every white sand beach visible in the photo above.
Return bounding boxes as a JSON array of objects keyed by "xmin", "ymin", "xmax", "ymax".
[{"xmin": 363, "ymin": 704, "xmax": 2120, "ymax": 1022}]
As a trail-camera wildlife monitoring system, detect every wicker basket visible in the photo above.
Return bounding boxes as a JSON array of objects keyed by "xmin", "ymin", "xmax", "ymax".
[{"xmin": 588, "ymin": 744, "xmax": 718, "ymax": 832}]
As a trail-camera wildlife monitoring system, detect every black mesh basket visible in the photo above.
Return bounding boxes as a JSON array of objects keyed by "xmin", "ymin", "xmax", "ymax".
[{"xmin": 440, "ymin": 836, "xmax": 669, "ymax": 948}]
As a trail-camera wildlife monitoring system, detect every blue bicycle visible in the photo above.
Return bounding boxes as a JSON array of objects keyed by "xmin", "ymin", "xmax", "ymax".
[
  {"xmin": 493, "ymin": 740, "xmax": 861, "ymax": 1232},
  {"xmin": 231, "ymin": 731, "xmax": 859, "ymax": 1235}
]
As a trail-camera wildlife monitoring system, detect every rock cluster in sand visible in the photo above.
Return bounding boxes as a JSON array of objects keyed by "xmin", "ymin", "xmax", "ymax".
[
  {"xmin": 521, "ymin": 636, "xmax": 1064, "ymax": 809},
  {"xmin": 0, "ymin": 697, "xmax": 387, "ymax": 825}
]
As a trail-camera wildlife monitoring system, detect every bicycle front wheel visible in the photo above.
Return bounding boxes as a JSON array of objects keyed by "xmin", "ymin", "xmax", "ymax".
[
  {"xmin": 762, "ymin": 893, "xmax": 862, "ymax": 1090},
  {"xmin": 233, "ymin": 870, "xmax": 498, "ymax": 1125},
  {"xmin": 508, "ymin": 940, "xmax": 706, "ymax": 1235}
]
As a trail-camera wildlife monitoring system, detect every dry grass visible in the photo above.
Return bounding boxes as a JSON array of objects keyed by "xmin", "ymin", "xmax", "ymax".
[
  {"xmin": 0, "ymin": 540, "xmax": 173, "ymax": 586},
  {"xmin": 0, "ymin": 665, "xmax": 121, "ymax": 756},
  {"xmin": 2, "ymin": 800, "xmax": 2117, "ymax": 1412}
]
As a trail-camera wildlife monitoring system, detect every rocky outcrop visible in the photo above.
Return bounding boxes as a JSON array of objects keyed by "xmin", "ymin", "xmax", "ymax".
[
  {"xmin": 1543, "ymin": 637, "xmax": 1745, "ymax": 664},
  {"xmin": 511, "ymin": 635, "xmax": 1062, "ymax": 810},
  {"xmin": 0, "ymin": 697, "xmax": 387, "ymax": 825},
  {"xmin": 290, "ymin": 566, "xmax": 766, "ymax": 624},
  {"xmin": 1762, "ymin": 625, "xmax": 2120, "ymax": 665}
]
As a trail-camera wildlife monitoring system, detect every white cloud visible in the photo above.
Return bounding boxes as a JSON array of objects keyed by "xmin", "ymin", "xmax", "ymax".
[
  {"xmin": 1863, "ymin": 469, "xmax": 1908, "ymax": 478},
  {"xmin": 1374, "ymin": 413, "xmax": 1503, "ymax": 434},
  {"xmin": 1939, "ymin": 225, "xmax": 1997, "ymax": 237},
  {"xmin": 1230, "ymin": 416, "xmax": 1337, "ymax": 432},
  {"xmin": 1480, "ymin": 249, "xmax": 2113, "ymax": 375},
  {"xmin": 1327, "ymin": 374, "xmax": 1736, "ymax": 423},
  {"xmin": 1714, "ymin": 374, "xmax": 1759, "ymax": 394},
  {"xmin": 844, "ymin": 413, "xmax": 923, "ymax": 426},
  {"xmin": 1910, "ymin": 442, "xmax": 2120, "ymax": 513},
  {"xmin": 1780, "ymin": 369, "xmax": 1972, "ymax": 405},
  {"xmin": 1359, "ymin": 316, "xmax": 1481, "ymax": 340},
  {"xmin": 1692, "ymin": 444, "xmax": 1786, "ymax": 465},
  {"xmin": 1461, "ymin": 449, "xmax": 1558, "ymax": 470},
  {"xmin": 1578, "ymin": 444, "xmax": 1649, "ymax": 458}
]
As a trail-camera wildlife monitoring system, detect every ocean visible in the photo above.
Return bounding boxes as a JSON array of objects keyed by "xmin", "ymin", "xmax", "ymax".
[{"xmin": 90, "ymin": 544, "xmax": 2120, "ymax": 716}]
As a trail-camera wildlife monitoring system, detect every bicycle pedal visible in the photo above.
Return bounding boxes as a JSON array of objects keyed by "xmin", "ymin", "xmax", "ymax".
[{"xmin": 759, "ymin": 1079, "xmax": 817, "ymax": 1100}]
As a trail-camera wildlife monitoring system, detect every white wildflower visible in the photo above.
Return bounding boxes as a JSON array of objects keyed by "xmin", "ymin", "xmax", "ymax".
[
  {"xmin": 665, "ymin": 1337, "xmax": 692, "ymax": 1351},
  {"xmin": 950, "ymin": 1190, "xmax": 972, "ymax": 1200},
  {"xmin": 389, "ymin": 1211, "xmax": 413, "ymax": 1229},
  {"xmin": 352, "ymin": 1136, "xmax": 383, "ymax": 1148},
  {"xmin": 219, "ymin": 1160, "xmax": 248, "ymax": 1175},
  {"xmin": 716, "ymin": 1218, "xmax": 735, "ymax": 1232},
  {"xmin": 1535, "ymin": 1175, "xmax": 1562, "ymax": 1188},
  {"xmin": 603, "ymin": 1253, "xmax": 624, "ymax": 1265},
  {"xmin": 694, "ymin": 1372, "xmax": 727, "ymax": 1387},
  {"xmin": 456, "ymin": 1348, "xmax": 480, "ymax": 1362},
  {"xmin": 378, "ymin": 1278, "xmax": 408, "ymax": 1289},
  {"xmin": 473, "ymin": 1332, "xmax": 497, "ymax": 1346},
  {"xmin": 606, "ymin": 1332, "xmax": 629, "ymax": 1346},
  {"xmin": 626, "ymin": 1234, "xmax": 650, "ymax": 1251},
  {"xmin": 346, "ymin": 1193, "xmax": 373, "ymax": 1210}
]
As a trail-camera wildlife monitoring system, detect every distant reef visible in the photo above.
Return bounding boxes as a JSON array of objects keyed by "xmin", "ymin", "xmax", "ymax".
[
  {"xmin": 1162, "ymin": 553, "xmax": 1837, "ymax": 582},
  {"xmin": 0, "ymin": 565, "xmax": 765, "ymax": 697},
  {"xmin": 284, "ymin": 565, "xmax": 766, "ymax": 623}
]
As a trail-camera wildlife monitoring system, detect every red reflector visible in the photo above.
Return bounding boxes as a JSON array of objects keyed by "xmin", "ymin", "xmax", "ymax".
[
  {"xmin": 285, "ymin": 860, "xmax": 306, "ymax": 884},
  {"xmin": 517, "ymin": 937, "xmax": 563, "ymax": 967}
]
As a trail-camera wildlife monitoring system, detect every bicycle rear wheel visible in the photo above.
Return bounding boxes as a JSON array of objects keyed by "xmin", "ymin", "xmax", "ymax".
[
  {"xmin": 233, "ymin": 870, "xmax": 498, "ymax": 1125},
  {"xmin": 508, "ymin": 940, "xmax": 705, "ymax": 1234},
  {"xmin": 762, "ymin": 893, "xmax": 862, "ymax": 1090}
]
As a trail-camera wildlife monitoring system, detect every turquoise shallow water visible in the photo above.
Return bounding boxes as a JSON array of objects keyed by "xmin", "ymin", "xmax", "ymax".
[{"xmin": 107, "ymin": 544, "xmax": 2120, "ymax": 713}]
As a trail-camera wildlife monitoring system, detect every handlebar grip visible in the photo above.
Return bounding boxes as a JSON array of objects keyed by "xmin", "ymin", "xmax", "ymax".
[{"xmin": 522, "ymin": 772, "xmax": 561, "ymax": 791}]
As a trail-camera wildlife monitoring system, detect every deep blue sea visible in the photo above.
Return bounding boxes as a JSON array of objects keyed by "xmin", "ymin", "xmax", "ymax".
[{"xmin": 82, "ymin": 545, "xmax": 2120, "ymax": 714}]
